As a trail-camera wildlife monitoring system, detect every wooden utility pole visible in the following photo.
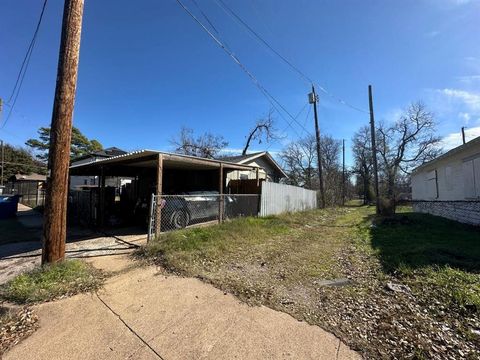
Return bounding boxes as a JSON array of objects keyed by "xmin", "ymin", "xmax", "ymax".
[
  {"xmin": 342, "ymin": 139, "xmax": 345, "ymax": 206},
  {"xmin": 309, "ymin": 85, "xmax": 325, "ymax": 208},
  {"xmin": 1, "ymin": 140, "xmax": 4, "ymax": 187},
  {"xmin": 42, "ymin": 0, "xmax": 84, "ymax": 264},
  {"xmin": 368, "ymin": 85, "xmax": 380, "ymax": 214}
]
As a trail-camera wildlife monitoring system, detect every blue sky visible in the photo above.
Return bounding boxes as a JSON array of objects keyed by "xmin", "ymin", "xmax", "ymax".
[{"xmin": 1, "ymin": 0, "xmax": 479, "ymax": 166}]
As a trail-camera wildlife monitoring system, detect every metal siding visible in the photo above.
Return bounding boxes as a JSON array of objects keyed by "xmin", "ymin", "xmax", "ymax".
[{"xmin": 260, "ymin": 182, "xmax": 317, "ymax": 216}]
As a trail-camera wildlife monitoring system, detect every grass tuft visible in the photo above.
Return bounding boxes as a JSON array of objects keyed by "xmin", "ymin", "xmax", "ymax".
[{"xmin": 0, "ymin": 260, "xmax": 104, "ymax": 304}]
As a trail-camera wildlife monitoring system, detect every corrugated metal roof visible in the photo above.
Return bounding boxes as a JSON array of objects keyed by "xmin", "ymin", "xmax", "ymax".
[
  {"xmin": 12, "ymin": 173, "xmax": 47, "ymax": 181},
  {"xmin": 69, "ymin": 149, "xmax": 255, "ymax": 170}
]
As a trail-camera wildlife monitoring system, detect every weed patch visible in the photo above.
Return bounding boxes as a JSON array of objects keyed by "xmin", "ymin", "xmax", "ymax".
[{"xmin": 0, "ymin": 260, "xmax": 104, "ymax": 304}]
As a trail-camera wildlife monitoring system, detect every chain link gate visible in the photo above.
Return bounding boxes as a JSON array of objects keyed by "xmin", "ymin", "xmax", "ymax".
[{"xmin": 147, "ymin": 193, "xmax": 260, "ymax": 241}]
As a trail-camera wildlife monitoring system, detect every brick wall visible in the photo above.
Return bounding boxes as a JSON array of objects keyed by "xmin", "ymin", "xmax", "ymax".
[{"xmin": 412, "ymin": 201, "xmax": 480, "ymax": 226}]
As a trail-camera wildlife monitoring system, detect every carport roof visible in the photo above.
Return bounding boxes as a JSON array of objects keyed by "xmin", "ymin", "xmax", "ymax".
[{"xmin": 70, "ymin": 149, "xmax": 255, "ymax": 175}]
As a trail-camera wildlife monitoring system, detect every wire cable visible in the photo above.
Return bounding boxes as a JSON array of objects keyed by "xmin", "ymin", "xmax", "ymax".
[
  {"xmin": 214, "ymin": 0, "xmax": 312, "ymax": 86},
  {"xmin": 2, "ymin": 0, "xmax": 48, "ymax": 129},
  {"xmin": 175, "ymin": 0, "xmax": 313, "ymax": 138},
  {"xmin": 213, "ymin": 0, "xmax": 370, "ymax": 114}
]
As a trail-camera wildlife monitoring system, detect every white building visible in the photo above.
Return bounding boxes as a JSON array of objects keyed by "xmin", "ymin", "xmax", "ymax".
[
  {"xmin": 70, "ymin": 147, "xmax": 128, "ymax": 189},
  {"xmin": 219, "ymin": 151, "xmax": 287, "ymax": 183},
  {"xmin": 411, "ymin": 136, "xmax": 480, "ymax": 225}
]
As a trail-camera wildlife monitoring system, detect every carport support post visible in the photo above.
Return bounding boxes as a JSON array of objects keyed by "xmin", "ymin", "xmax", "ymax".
[
  {"xmin": 98, "ymin": 166, "xmax": 105, "ymax": 227},
  {"xmin": 155, "ymin": 154, "xmax": 163, "ymax": 238},
  {"xmin": 218, "ymin": 163, "xmax": 224, "ymax": 223}
]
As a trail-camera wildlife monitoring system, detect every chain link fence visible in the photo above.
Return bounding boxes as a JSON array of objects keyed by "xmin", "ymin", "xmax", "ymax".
[{"xmin": 148, "ymin": 193, "xmax": 260, "ymax": 240}]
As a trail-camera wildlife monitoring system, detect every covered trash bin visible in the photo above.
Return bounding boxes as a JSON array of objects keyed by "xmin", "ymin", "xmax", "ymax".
[{"xmin": 0, "ymin": 195, "xmax": 21, "ymax": 219}]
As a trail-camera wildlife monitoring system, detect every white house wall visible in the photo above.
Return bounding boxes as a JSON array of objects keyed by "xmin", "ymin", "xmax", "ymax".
[
  {"xmin": 411, "ymin": 141, "xmax": 480, "ymax": 225},
  {"xmin": 227, "ymin": 157, "xmax": 277, "ymax": 183},
  {"xmin": 412, "ymin": 144, "xmax": 480, "ymax": 201}
]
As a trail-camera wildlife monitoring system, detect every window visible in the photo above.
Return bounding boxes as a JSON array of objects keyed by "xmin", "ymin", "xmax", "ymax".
[
  {"xmin": 240, "ymin": 174, "xmax": 249, "ymax": 180},
  {"xmin": 463, "ymin": 156, "xmax": 480, "ymax": 198},
  {"xmin": 445, "ymin": 165, "xmax": 453, "ymax": 191}
]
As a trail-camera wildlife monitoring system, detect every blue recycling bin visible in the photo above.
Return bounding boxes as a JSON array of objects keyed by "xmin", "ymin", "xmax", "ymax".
[{"xmin": 0, "ymin": 195, "xmax": 21, "ymax": 219}]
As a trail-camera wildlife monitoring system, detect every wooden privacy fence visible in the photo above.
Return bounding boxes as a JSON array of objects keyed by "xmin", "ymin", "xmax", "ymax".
[{"xmin": 260, "ymin": 182, "xmax": 317, "ymax": 216}]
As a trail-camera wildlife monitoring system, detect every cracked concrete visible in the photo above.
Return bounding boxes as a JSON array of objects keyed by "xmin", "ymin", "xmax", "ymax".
[{"xmin": 4, "ymin": 255, "xmax": 361, "ymax": 360}]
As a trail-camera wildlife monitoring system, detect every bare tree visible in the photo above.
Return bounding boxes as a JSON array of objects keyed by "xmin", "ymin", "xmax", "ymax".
[
  {"xmin": 171, "ymin": 127, "xmax": 228, "ymax": 159},
  {"xmin": 352, "ymin": 126, "xmax": 373, "ymax": 204},
  {"xmin": 320, "ymin": 136, "xmax": 342, "ymax": 205},
  {"xmin": 280, "ymin": 134, "xmax": 343, "ymax": 205},
  {"xmin": 242, "ymin": 109, "xmax": 277, "ymax": 155},
  {"xmin": 280, "ymin": 135, "xmax": 316, "ymax": 188},
  {"xmin": 377, "ymin": 102, "xmax": 441, "ymax": 211}
]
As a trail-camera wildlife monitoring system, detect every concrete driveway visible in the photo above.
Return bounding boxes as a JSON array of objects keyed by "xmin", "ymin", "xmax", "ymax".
[
  {"xmin": 4, "ymin": 255, "xmax": 361, "ymax": 360},
  {"xmin": 0, "ymin": 204, "xmax": 147, "ymax": 285}
]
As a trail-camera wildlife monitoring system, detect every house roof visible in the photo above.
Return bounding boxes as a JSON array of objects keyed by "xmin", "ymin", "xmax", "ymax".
[
  {"xmin": 11, "ymin": 173, "xmax": 47, "ymax": 182},
  {"xmin": 72, "ymin": 147, "xmax": 127, "ymax": 162},
  {"xmin": 70, "ymin": 149, "xmax": 256, "ymax": 176},
  {"xmin": 413, "ymin": 135, "xmax": 480, "ymax": 173},
  {"xmin": 219, "ymin": 151, "xmax": 265, "ymax": 163},
  {"xmin": 217, "ymin": 151, "xmax": 287, "ymax": 178}
]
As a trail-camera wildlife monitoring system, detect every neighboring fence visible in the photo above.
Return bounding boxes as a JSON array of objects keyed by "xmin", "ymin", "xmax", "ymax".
[
  {"xmin": 68, "ymin": 190, "xmax": 98, "ymax": 226},
  {"xmin": 259, "ymin": 182, "xmax": 317, "ymax": 216},
  {"xmin": 148, "ymin": 194, "xmax": 260, "ymax": 240},
  {"xmin": 6, "ymin": 181, "xmax": 46, "ymax": 208},
  {"xmin": 147, "ymin": 184, "xmax": 319, "ymax": 239}
]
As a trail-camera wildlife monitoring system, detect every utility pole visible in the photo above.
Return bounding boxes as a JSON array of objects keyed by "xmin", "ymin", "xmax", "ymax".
[
  {"xmin": 309, "ymin": 85, "xmax": 325, "ymax": 208},
  {"xmin": 342, "ymin": 139, "xmax": 345, "ymax": 206},
  {"xmin": 461, "ymin": 127, "xmax": 466, "ymax": 145},
  {"xmin": 368, "ymin": 85, "xmax": 380, "ymax": 214},
  {"xmin": 42, "ymin": 0, "xmax": 84, "ymax": 264},
  {"xmin": 1, "ymin": 140, "xmax": 4, "ymax": 187}
]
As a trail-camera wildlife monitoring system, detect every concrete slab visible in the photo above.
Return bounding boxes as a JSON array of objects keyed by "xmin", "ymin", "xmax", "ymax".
[{"xmin": 4, "ymin": 265, "xmax": 361, "ymax": 360}]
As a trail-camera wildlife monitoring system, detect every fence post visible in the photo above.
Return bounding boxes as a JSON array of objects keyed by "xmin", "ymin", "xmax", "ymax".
[
  {"xmin": 219, "ymin": 164, "xmax": 224, "ymax": 223},
  {"xmin": 147, "ymin": 193, "xmax": 155, "ymax": 243},
  {"xmin": 155, "ymin": 154, "xmax": 163, "ymax": 238}
]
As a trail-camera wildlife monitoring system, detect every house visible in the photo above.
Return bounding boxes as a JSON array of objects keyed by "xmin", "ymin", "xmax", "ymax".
[
  {"xmin": 219, "ymin": 151, "xmax": 287, "ymax": 183},
  {"xmin": 411, "ymin": 136, "xmax": 480, "ymax": 225},
  {"xmin": 70, "ymin": 147, "xmax": 128, "ymax": 189}
]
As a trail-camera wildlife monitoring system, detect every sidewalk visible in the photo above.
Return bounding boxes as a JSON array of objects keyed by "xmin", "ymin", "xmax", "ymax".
[{"xmin": 4, "ymin": 255, "xmax": 361, "ymax": 360}]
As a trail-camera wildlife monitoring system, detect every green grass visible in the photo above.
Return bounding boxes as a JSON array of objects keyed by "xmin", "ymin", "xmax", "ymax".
[
  {"xmin": 141, "ymin": 207, "xmax": 359, "ymax": 298},
  {"xmin": 0, "ymin": 260, "xmax": 104, "ymax": 304},
  {"xmin": 140, "ymin": 205, "xmax": 480, "ymax": 358}
]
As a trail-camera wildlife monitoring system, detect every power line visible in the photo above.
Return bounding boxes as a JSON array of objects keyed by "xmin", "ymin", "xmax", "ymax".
[
  {"xmin": 213, "ymin": 0, "xmax": 370, "ymax": 114},
  {"xmin": 214, "ymin": 0, "xmax": 312, "ymax": 86},
  {"xmin": 266, "ymin": 102, "xmax": 309, "ymax": 151},
  {"xmin": 2, "ymin": 0, "xmax": 48, "ymax": 129},
  {"xmin": 175, "ymin": 0, "xmax": 313, "ymax": 139}
]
